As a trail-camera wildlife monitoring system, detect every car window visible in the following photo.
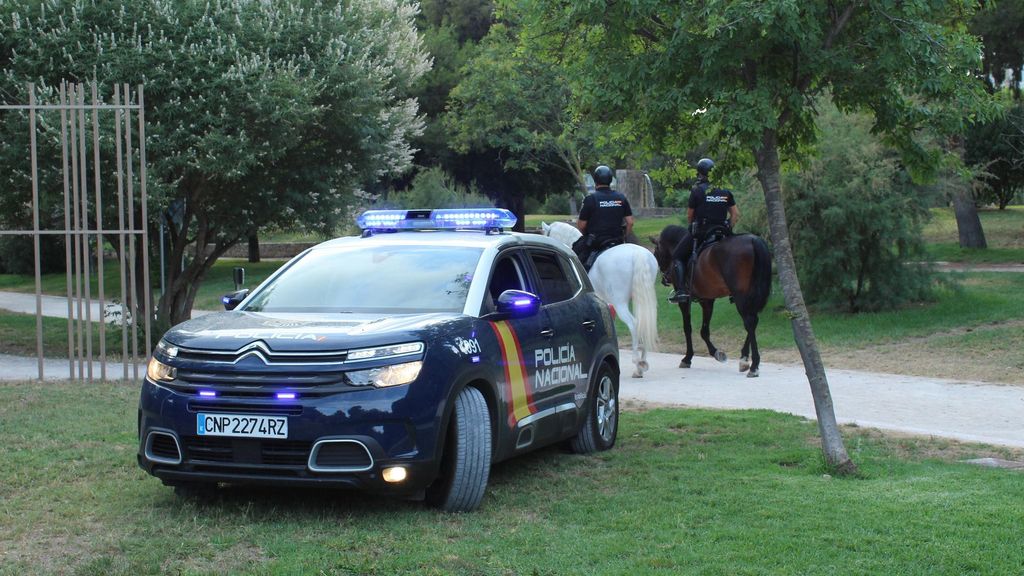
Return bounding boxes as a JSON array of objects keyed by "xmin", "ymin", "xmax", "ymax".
[
  {"xmin": 486, "ymin": 253, "xmax": 528, "ymax": 305},
  {"xmin": 528, "ymin": 250, "xmax": 575, "ymax": 304},
  {"xmin": 243, "ymin": 245, "xmax": 482, "ymax": 313}
]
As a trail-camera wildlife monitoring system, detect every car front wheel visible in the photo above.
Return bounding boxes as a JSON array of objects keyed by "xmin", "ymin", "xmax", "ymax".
[
  {"xmin": 570, "ymin": 363, "xmax": 619, "ymax": 454},
  {"xmin": 426, "ymin": 386, "xmax": 492, "ymax": 512}
]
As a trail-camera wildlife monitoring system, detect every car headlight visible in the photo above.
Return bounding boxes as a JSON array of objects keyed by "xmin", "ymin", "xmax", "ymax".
[
  {"xmin": 146, "ymin": 357, "xmax": 176, "ymax": 382},
  {"xmin": 347, "ymin": 342, "xmax": 424, "ymax": 362},
  {"xmin": 347, "ymin": 361, "xmax": 423, "ymax": 388}
]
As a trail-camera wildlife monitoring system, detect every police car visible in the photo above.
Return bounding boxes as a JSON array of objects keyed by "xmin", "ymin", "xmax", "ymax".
[{"xmin": 138, "ymin": 208, "xmax": 620, "ymax": 512}]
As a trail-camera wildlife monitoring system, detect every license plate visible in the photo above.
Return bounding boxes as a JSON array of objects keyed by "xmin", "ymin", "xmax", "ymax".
[{"xmin": 197, "ymin": 413, "xmax": 288, "ymax": 439}]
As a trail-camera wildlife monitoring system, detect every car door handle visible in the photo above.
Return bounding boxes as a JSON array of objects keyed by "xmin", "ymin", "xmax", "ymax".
[
  {"xmin": 581, "ymin": 320, "xmax": 596, "ymax": 331},
  {"xmin": 540, "ymin": 328, "xmax": 555, "ymax": 338}
]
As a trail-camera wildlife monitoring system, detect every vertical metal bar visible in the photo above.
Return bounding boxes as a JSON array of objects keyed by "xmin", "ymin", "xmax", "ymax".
[
  {"xmin": 114, "ymin": 85, "xmax": 129, "ymax": 380},
  {"xmin": 60, "ymin": 82, "xmax": 74, "ymax": 378},
  {"xmin": 124, "ymin": 84, "xmax": 140, "ymax": 380},
  {"xmin": 28, "ymin": 84, "xmax": 44, "ymax": 380},
  {"xmin": 78, "ymin": 84, "xmax": 94, "ymax": 381},
  {"xmin": 69, "ymin": 83, "xmax": 85, "ymax": 380},
  {"xmin": 92, "ymin": 83, "xmax": 107, "ymax": 380},
  {"xmin": 137, "ymin": 85, "xmax": 153, "ymax": 357}
]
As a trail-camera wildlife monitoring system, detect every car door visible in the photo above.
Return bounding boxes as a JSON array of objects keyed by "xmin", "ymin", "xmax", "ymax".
[
  {"xmin": 483, "ymin": 248, "xmax": 554, "ymax": 452},
  {"xmin": 523, "ymin": 247, "xmax": 594, "ymax": 440}
]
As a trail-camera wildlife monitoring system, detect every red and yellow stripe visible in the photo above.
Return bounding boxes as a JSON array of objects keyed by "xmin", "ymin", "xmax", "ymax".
[{"xmin": 490, "ymin": 320, "xmax": 534, "ymax": 427}]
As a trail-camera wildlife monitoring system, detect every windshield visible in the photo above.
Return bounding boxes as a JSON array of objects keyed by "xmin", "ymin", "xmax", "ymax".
[{"xmin": 242, "ymin": 244, "xmax": 482, "ymax": 313}]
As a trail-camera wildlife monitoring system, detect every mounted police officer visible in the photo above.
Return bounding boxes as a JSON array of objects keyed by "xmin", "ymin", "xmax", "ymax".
[
  {"xmin": 667, "ymin": 158, "xmax": 740, "ymax": 303},
  {"xmin": 575, "ymin": 165, "xmax": 634, "ymax": 270}
]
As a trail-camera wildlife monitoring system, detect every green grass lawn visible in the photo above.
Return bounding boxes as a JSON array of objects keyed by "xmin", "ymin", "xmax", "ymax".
[
  {"xmin": 922, "ymin": 206, "xmax": 1024, "ymax": 263},
  {"xmin": 0, "ymin": 258, "xmax": 284, "ymax": 313},
  {"xmin": 643, "ymin": 272, "xmax": 1024, "ymax": 356},
  {"xmin": 1, "ymin": 381, "xmax": 1022, "ymax": 575}
]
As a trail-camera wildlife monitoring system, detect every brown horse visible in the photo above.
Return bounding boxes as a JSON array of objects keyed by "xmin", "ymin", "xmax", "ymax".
[{"xmin": 650, "ymin": 225, "xmax": 772, "ymax": 377}]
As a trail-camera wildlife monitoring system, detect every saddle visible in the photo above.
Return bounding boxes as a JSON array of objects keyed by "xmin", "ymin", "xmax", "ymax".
[
  {"xmin": 685, "ymin": 224, "xmax": 733, "ymax": 292},
  {"xmin": 573, "ymin": 234, "xmax": 622, "ymax": 271}
]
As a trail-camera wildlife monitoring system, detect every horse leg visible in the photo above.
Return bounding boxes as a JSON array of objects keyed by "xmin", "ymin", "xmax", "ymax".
[
  {"xmin": 739, "ymin": 329, "xmax": 752, "ymax": 372},
  {"xmin": 700, "ymin": 300, "xmax": 726, "ymax": 363},
  {"xmin": 680, "ymin": 301, "xmax": 694, "ymax": 368},
  {"xmin": 742, "ymin": 312, "xmax": 761, "ymax": 378},
  {"xmin": 616, "ymin": 303, "xmax": 645, "ymax": 378}
]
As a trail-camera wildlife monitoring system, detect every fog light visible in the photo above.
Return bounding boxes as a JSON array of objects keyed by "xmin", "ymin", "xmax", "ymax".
[{"xmin": 382, "ymin": 466, "xmax": 407, "ymax": 483}]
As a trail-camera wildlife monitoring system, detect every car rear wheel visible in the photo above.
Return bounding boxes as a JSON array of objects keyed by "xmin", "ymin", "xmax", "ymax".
[
  {"xmin": 426, "ymin": 386, "xmax": 492, "ymax": 512},
  {"xmin": 570, "ymin": 363, "xmax": 618, "ymax": 454}
]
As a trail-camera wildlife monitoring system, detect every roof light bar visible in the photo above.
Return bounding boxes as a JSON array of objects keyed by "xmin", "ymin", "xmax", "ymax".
[{"xmin": 356, "ymin": 209, "xmax": 517, "ymax": 233}]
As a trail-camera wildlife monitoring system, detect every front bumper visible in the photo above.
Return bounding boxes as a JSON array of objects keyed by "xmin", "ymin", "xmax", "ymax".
[{"xmin": 137, "ymin": 379, "xmax": 440, "ymax": 494}]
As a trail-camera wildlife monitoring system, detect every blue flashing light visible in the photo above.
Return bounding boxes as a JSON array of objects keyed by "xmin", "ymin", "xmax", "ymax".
[
  {"xmin": 221, "ymin": 297, "xmax": 230, "ymax": 304},
  {"xmin": 357, "ymin": 208, "xmax": 517, "ymax": 232},
  {"xmin": 276, "ymin": 392, "xmax": 297, "ymax": 400},
  {"xmin": 513, "ymin": 298, "xmax": 533, "ymax": 307},
  {"xmin": 199, "ymin": 390, "xmax": 217, "ymax": 398}
]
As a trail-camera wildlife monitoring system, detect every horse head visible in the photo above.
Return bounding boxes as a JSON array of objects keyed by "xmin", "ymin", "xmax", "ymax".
[{"xmin": 651, "ymin": 226, "xmax": 684, "ymax": 271}]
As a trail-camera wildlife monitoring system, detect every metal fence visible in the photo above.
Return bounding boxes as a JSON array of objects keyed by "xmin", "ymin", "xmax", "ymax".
[{"xmin": 0, "ymin": 82, "xmax": 151, "ymax": 381}]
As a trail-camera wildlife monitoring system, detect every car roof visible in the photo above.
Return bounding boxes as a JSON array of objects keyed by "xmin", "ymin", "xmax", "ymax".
[{"xmin": 312, "ymin": 230, "xmax": 572, "ymax": 253}]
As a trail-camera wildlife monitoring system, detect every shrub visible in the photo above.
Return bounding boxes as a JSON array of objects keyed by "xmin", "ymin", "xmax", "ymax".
[
  {"xmin": 783, "ymin": 102, "xmax": 938, "ymax": 313},
  {"xmin": 388, "ymin": 167, "xmax": 492, "ymax": 209}
]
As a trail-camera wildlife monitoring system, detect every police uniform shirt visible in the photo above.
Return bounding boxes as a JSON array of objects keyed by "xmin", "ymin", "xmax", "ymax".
[
  {"xmin": 579, "ymin": 188, "xmax": 633, "ymax": 240},
  {"xmin": 688, "ymin": 181, "xmax": 735, "ymax": 224}
]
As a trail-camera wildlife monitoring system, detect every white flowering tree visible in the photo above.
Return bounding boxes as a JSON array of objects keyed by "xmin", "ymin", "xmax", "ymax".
[{"xmin": 1, "ymin": 0, "xmax": 429, "ymax": 326}]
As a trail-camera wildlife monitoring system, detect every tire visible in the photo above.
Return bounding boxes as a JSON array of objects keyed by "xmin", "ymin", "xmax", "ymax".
[
  {"xmin": 426, "ymin": 386, "xmax": 492, "ymax": 512},
  {"xmin": 570, "ymin": 363, "xmax": 619, "ymax": 454}
]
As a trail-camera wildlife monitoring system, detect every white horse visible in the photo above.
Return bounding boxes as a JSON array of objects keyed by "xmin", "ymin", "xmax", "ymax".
[{"xmin": 541, "ymin": 221, "xmax": 659, "ymax": 378}]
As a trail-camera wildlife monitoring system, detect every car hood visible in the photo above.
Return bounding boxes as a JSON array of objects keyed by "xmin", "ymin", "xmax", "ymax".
[{"xmin": 162, "ymin": 311, "xmax": 462, "ymax": 352}]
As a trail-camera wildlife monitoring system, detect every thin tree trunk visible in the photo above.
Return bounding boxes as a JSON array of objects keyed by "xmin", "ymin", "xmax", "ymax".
[
  {"xmin": 247, "ymin": 232, "xmax": 260, "ymax": 263},
  {"xmin": 951, "ymin": 188, "xmax": 987, "ymax": 248},
  {"xmin": 753, "ymin": 129, "xmax": 857, "ymax": 475}
]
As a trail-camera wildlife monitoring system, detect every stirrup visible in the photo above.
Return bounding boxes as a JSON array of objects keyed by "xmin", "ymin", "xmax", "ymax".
[{"xmin": 668, "ymin": 290, "xmax": 690, "ymax": 304}]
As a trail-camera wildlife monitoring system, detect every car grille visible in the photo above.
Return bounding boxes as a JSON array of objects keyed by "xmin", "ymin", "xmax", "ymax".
[
  {"xmin": 182, "ymin": 436, "xmax": 311, "ymax": 467},
  {"xmin": 175, "ymin": 344, "xmax": 348, "ymax": 365}
]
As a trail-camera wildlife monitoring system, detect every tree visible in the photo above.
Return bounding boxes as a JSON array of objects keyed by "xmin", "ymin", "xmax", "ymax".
[
  {"xmin": 971, "ymin": 0, "xmax": 1024, "ymax": 99},
  {"xmin": 1, "ymin": 0, "xmax": 428, "ymax": 327},
  {"xmin": 966, "ymin": 101, "xmax": 1024, "ymax": 210},
  {"xmin": 520, "ymin": 0, "xmax": 993, "ymax": 473},
  {"xmin": 446, "ymin": 25, "xmax": 598, "ymax": 206}
]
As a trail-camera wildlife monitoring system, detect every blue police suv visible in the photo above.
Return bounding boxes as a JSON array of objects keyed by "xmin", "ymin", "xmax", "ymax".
[{"xmin": 138, "ymin": 209, "xmax": 620, "ymax": 512}]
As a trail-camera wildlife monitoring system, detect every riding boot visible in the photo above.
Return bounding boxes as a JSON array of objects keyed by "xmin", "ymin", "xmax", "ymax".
[{"xmin": 667, "ymin": 259, "xmax": 690, "ymax": 303}]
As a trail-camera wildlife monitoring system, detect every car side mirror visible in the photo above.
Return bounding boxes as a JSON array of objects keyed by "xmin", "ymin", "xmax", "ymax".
[
  {"xmin": 222, "ymin": 289, "xmax": 250, "ymax": 311},
  {"xmin": 495, "ymin": 290, "xmax": 541, "ymax": 318}
]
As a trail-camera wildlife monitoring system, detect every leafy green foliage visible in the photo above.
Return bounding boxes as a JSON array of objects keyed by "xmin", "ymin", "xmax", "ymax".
[
  {"xmin": 0, "ymin": 0, "xmax": 429, "ymax": 324},
  {"xmin": 966, "ymin": 101, "xmax": 1024, "ymax": 209},
  {"xmin": 386, "ymin": 166, "xmax": 491, "ymax": 209},
  {"xmin": 970, "ymin": 0, "xmax": 1024, "ymax": 98},
  {"xmin": 446, "ymin": 24, "xmax": 594, "ymax": 191},
  {"xmin": 783, "ymin": 103, "xmax": 939, "ymax": 312}
]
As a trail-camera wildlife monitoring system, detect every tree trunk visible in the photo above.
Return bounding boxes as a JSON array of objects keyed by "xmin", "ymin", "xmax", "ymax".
[
  {"xmin": 247, "ymin": 232, "xmax": 261, "ymax": 263},
  {"xmin": 753, "ymin": 129, "xmax": 857, "ymax": 475},
  {"xmin": 951, "ymin": 188, "xmax": 987, "ymax": 248}
]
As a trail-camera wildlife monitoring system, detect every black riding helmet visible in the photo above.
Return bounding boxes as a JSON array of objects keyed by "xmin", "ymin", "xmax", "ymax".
[
  {"xmin": 593, "ymin": 165, "xmax": 614, "ymax": 186},
  {"xmin": 696, "ymin": 158, "xmax": 715, "ymax": 177}
]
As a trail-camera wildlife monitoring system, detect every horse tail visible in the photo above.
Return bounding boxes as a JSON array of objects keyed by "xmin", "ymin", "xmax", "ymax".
[
  {"xmin": 631, "ymin": 247, "xmax": 660, "ymax": 353},
  {"xmin": 748, "ymin": 235, "xmax": 773, "ymax": 314}
]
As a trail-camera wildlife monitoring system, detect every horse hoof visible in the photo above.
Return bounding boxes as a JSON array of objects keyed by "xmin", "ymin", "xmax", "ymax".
[
  {"xmin": 747, "ymin": 369, "xmax": 759, "ymax": 378},
  {"xmin": 632, "ymin": 370, "xmax": 643, "ymax": 379},
  {"xmin": 680, "ymin": 360, "xmax": 691, "ymax": 369},
  {"xmin": 739, "ymin": 357, "xmax": 750, "ymax": 372},
  {"xmin": 714, "ymin": 350, "xmax": 727, "ymax": 363},
  {"xmin": 638, "ymin": 360, "xmax": 650, "ymax": 372}
]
